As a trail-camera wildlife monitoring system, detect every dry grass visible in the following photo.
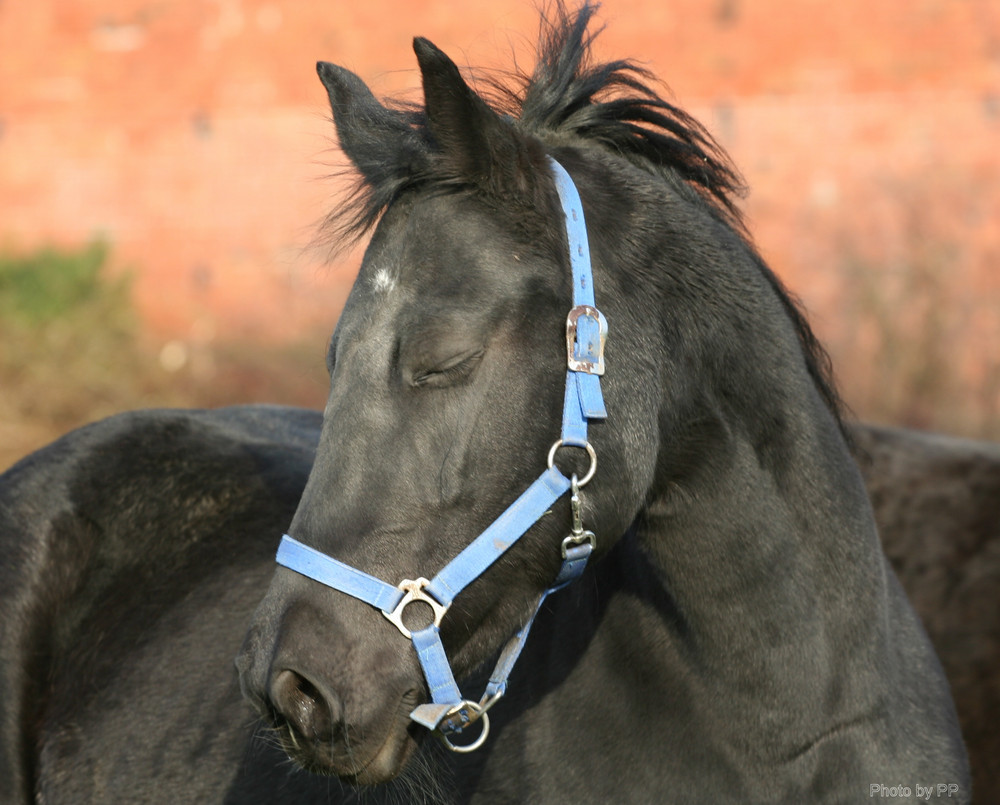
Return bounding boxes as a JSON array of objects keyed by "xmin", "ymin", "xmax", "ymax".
[
  {"xmin": 826, "ymin": 172, "xmax": 1000, "ymax": 442},
  {"xmin": 0, "ymin": 242, "xmax": 328, "ymax": 472},
  {"xmin": 2, "ymin": 233, "xmax": 997, "ymax": 474}
]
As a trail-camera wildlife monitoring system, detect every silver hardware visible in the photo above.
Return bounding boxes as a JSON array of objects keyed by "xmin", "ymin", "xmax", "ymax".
[
  {"xmin": 570, "ymin": 475, "xmax": 585, "ymax": 534},
  {"xmin": 437, "ymin": 700, "xmax": 491, "ymax": 753},
  {"xmin": 561, "ymin": 474, "xmax": 596, "ymax": 558},
  {"xmin": 547, "ymin": 439, "xmax": 597, "ymax": 487},
  {"xmin": 566, "ymin": 305, "xmax": 608, "ymax": 375},
  {"xmin": 477, "ymin": 688, "xmax": 504, "ymax": 717},
  {"xmin": 383, "ymin": 578, "xmax": 448, "ymax": 639}
]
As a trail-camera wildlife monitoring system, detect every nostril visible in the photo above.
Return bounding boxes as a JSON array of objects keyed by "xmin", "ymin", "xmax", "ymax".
[{"xmin": 270, "ymin": 669, "xmax": 337, "ymax": 744}]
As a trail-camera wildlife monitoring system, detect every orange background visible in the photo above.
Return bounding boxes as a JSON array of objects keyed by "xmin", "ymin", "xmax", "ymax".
[{"xmin": 2, "ymin": 1, "xmax": 998, "ymax": 433}]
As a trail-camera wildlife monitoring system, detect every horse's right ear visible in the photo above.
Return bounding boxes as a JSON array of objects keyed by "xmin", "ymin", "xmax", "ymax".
[{"xmin": 317, "ymin": 61, "xmax": 427, "ymax": 185}]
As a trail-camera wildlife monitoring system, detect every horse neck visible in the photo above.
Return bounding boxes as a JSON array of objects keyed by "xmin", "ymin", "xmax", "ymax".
[{"xmin": 607, "ymin": 206, "xmax": 889, "ymax": 674}]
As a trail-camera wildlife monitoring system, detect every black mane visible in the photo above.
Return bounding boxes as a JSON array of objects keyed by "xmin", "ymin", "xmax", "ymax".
[
  {"xmin": 323, "ymin": 1, "xmax": 745, "ymax": 247},
  {"xmin": 497, "ymin": 3, "xmax": 747, "ymax": 230}
]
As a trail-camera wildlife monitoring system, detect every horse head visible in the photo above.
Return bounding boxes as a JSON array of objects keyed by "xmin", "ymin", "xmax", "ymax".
[{"xmin": 235, "ymin": 23, "xmax": 662, "ymax": 781}]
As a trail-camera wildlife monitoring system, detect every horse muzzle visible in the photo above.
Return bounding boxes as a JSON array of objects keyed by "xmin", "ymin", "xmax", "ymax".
[{"xmin": 235, "ymin": 589, "xmax": 424, "ymax": 783}]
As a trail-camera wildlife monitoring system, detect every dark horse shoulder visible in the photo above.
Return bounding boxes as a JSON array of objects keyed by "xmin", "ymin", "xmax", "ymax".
[
  {"xmin": 0, "ymin": 405, "xmax": 351, "ymax": 804},
  {"xmin": 0, "ymin": 404, "xmax": 321, "ymax": 603}
]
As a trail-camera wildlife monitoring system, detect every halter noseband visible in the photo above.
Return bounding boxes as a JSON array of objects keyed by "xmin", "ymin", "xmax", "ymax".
[{"xmin": 275, "ymin": 157, "xmax": 608, "ymax": 752}]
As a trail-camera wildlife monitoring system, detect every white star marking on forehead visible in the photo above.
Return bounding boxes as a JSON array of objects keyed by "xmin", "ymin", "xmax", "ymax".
[{"xmin": 371, "ymin": 267, "xmax": 397, "ymax": 294}]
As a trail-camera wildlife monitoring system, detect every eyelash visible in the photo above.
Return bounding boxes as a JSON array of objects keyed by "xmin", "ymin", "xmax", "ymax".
[{"xmin": 411, "ymin": 350, "xmax": 484, "ymax": 388}]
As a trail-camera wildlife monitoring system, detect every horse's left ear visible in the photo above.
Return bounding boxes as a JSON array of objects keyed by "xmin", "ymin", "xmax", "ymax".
[{"xmin": 413, "ymin": 37, "xmax": 540, "ymax": 197}]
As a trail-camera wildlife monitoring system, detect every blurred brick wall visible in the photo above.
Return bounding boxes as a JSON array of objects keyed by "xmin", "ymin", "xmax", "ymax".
[{"xmin": 1, "ymin": 1, "xmax": 998, "ymax": 430}]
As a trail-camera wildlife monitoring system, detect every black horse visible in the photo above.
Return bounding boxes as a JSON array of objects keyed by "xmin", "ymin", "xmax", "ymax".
[
  {"xmin": 0, "ymin": 4, "xmax": 976, "ymax": 803},
  {"xmin": 234, "ymin": 3, "xmax": 968, "ymax": 801},
  {"xmin": 1, "ymin": 410, "xmax": 992, "ymax": 803}
]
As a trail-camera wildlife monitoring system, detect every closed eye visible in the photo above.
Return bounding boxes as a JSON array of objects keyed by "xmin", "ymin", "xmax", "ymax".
[{"xmin": 410, "ymin": 348, "xmax": 484, "ymax": 388}]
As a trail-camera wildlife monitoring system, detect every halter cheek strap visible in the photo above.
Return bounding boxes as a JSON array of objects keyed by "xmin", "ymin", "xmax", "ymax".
[{"xmin": 275, "ymin": 157, "xmax": 608, "ymax": 752}]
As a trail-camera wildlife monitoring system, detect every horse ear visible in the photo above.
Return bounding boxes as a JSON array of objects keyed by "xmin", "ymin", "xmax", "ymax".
[
  {"xmin": 413, "ymin": 37, "xmax": 537, "ymax": 196},
  {"xmin": 316, "ymin": 61, "xmax": 427, "ymax": 185}
]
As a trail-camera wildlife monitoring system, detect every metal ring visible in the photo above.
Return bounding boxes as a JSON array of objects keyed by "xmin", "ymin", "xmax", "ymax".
[
  {"xmin": 437, "ymin": 702, "xmax": 490, "ymax": 754},
  {"xmin": 546, "ymin": 439, "xmax": 597, "ymax": 487},
  {"xmin": 382, "ymin": 578, "xmax": 447, "ymax": 639}
]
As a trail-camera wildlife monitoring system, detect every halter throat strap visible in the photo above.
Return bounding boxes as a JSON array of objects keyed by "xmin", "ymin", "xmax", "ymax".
[{"xmin": 275, "ymin": 156, "xmax": 607, "ymax": 751}]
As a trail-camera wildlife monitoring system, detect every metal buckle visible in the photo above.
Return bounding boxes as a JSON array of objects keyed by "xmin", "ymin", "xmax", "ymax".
[
  {"xmin": 436, "ymin": 700, "xmax": 491, "ymax": 753},
  {"xmin": 382, "ymin": 578, "xmax": 448, "ymax": 639},
  {"xmin": 566, "ymin": 305, "xmax": 608, "ymax": 375},
  {"xmin": 561, "ymin": 530, "xmax": 596, "ymax": 558}
]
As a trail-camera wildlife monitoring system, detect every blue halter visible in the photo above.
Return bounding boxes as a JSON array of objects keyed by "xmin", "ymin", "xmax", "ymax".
[{"xmin": 275, "ymin": 157, "xmax": 608, "ymax": 752}]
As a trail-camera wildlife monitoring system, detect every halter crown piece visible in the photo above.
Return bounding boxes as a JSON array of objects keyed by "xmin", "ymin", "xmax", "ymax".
[{"xmin": 275, "ymin": 157, "xmax": 608, "ymax": 752}]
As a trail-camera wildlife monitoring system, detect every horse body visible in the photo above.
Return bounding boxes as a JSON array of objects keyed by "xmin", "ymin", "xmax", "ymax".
[
  {"xmin": 231, "ymin": 5, "xmax": 967, "ymax": 801},
  {"xmin": 0, "ymin": 4, "xmax": 974, "ymax": 802},
  {"xmin": 0, "ymin": 410, "xmax": 987, "ymax": 803}
]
